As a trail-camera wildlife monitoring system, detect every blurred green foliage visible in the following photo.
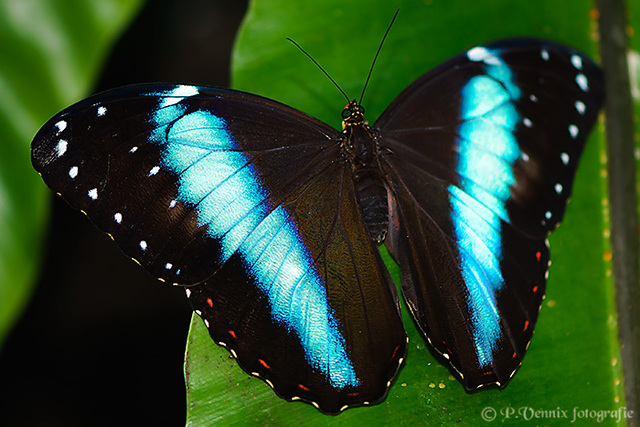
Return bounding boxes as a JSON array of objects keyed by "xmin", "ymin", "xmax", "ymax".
[{"xmin": 0, "ymin": 0, "xmax": 144, "ymax": 346}]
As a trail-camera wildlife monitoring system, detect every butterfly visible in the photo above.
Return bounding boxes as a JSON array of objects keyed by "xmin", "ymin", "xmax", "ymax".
[{"xmin": 31, "ymin": 37, "xmax": 603, "ymax": 414}]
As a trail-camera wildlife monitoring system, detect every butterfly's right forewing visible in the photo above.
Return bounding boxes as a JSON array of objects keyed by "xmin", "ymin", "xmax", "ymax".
[{"xmin": 376, "ymin": 39, "xmax": 604, "ymax": 388}]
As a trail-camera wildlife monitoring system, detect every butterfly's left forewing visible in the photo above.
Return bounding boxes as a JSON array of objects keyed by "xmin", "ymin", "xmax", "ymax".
[
  {"xmin": 376, "ymin": 39, "xmax": 604, "ymax": 388},
  {"xmin": 31, "ymin": 84, "xmax": 407, "ymax": 413},
  {"xmin": 32, "ymin": 85, "xmax": 340, "ymax": 285}
]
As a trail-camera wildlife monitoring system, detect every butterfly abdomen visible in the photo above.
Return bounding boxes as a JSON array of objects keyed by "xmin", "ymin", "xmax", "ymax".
[
  {"xmin": 354, "ymin": 174, "xmax": 389, "ymax": 243},
  {"xmin": 343, "ymin": 120, "xmax": 390, "ymax": 243}
]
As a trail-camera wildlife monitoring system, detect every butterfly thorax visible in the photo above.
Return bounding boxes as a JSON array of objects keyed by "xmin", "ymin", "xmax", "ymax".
[
  {"xmin": 341, "ymin": 101, "xmax": 390, "ymax": 243},
  {"xmin": 340, "ymin": 101, "xmax": 376, "ymax": 169}
]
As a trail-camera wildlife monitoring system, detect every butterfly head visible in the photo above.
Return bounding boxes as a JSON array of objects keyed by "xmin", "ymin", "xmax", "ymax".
[{"xmin": 341, "ymin": 101, "xmax": 365, "ymax": 128}]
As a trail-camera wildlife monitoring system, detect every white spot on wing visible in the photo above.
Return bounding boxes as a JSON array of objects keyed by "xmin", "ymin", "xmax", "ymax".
[
  {"xmin": 114, "ymin": 212, "xmax": 122, "ymax": 223},
  {"xmin": 545, "ymin": 211, "xmax": 552, "ymax": 219},
  {"xmin": 56, "ymin": 140, "xmax": 68, "ymax": 157},
  {"xmin": 185, "ymin": 288, "xmax": 191, "ymax": 298},
  {"xmin": 139, "ymin": 240, "xmax": 148, "ymax": 250},
  {"xmin": 69, "ymin": 166, "xmax": 78, "ymax": 178},
  {"xmin": 467, "ymin": 46, "xmax": 490, "ymax": 61},
  {"xmin": 541, "ymin": 49, "xmax": 550, "ymax": 61},
  {"xmin": 467, "ymin": 46, "xmax": 501, "ymax": 65},
  {"xmin": 130, "ymin": 146, "xmax": 138, "ymax": 153},
  {"xmin": 522, "ymin": 152, "xmax": 530, "ymax": 162},
  {"xmin": 555, "ymin": 183, "xmax": 563, "ymax": 194},
  {"xmin": 569, "ymin": 124, "xmax": 579, "ymax": 138},
  {"xmin": 523, "ymin": 118, "xmax": 532, "ymax": 128},
  {"xmin": 88, "ymin": 188, "xmax": 98, "ymax": 200},
  {"xmin": 571, "ymin": 54, "xmax": 583, "ymax": 69},
  {"xmin": 575, "ymin": 100, "xmax": 586, "ymax": 114},
  {"xmin": 561, "ymin": 152, "xmax": 570, "ymax": 165},
  {"xmin": 576, "ymin": 74, "xmax": 589, "ymax": 91},
  {"xmin": 165, "ymin": 262, "xmax": 173, "ymax": 270},
  {"xmin": 530, "ymin": 94, "xmax": 538, "ymax": 102},
  {"xmin": 161, "ymin": 85, "xmax": 199, "ymax": 107},
  {"xmin": 174, "ymin": 85, "xmax": 199, "ymax": 97},
  {"xmin": 97, "ymin": 106, "xmax": 107, "ymax": 116},
  {"xmin": 169, "ymin": 199, "xmax": 177, "ymax": 208},
  {"xmin": 149, "ymin": 166, "xmax": 160, "ymax": 176},
  {"xmin": 55, "ymin": 120, "xmax": 67, "ymax": 133}
]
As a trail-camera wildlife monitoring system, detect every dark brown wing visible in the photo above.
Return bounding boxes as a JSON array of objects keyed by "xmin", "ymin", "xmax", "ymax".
[
  {"xmin": 375, "ymin": 39, "xmax": 603, "ymax": 388},
  {"xmin": 31, "ymin": 84, "xmax": 407, "ymax": 413}
]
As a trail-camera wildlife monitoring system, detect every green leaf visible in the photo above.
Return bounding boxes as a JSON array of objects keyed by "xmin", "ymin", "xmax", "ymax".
[
  {"xmin": 185, "ymin": 0, "xmax": 624, "ymax": 425},
  {"xmin": 0, "ymin": 0, "xmax": 144, "ymax": 346}
]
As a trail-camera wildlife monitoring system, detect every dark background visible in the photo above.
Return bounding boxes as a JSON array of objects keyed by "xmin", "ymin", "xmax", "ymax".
[{"xmin": 0, "ymin": 1, "xmax": 247, "ymax": 425}]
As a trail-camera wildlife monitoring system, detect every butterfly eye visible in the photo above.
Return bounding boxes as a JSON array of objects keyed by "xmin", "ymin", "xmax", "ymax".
[{"xmin": 341, "ymin": 108, "xmax": 351, "ymax": 119}]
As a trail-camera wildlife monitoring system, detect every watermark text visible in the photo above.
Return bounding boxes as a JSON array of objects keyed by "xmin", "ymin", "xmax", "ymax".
[{"xmin": 480, "ymin": 406, "xmax": 633, "ymax": 423}]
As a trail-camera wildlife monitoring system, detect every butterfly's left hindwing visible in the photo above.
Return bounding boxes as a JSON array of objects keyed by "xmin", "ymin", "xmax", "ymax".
[
  {"xmin": 377, "ymin": 38, "xmax": 604, "ymax": 388},
  {"xmin": 187, "ymin": 160, "xmax": 406, "ymax": 412},
  {"xmin": 31, "ymin": 84, "xmax": 407, "ymax": 414}
]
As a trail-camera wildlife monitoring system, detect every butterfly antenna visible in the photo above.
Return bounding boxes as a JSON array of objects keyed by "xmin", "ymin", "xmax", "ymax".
[
  {"xmin": 359, "ymin": 9, "xmax": 399, "ymax": 106},
  {"xmin": 287, "ymin": 37, "xmax": 350, "ymax": 103}
]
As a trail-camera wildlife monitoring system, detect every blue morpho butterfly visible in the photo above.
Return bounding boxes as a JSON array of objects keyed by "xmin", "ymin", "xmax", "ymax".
[{"xmin": 31, "ymin": 24, "xmax": 604, "ymax": 414}]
